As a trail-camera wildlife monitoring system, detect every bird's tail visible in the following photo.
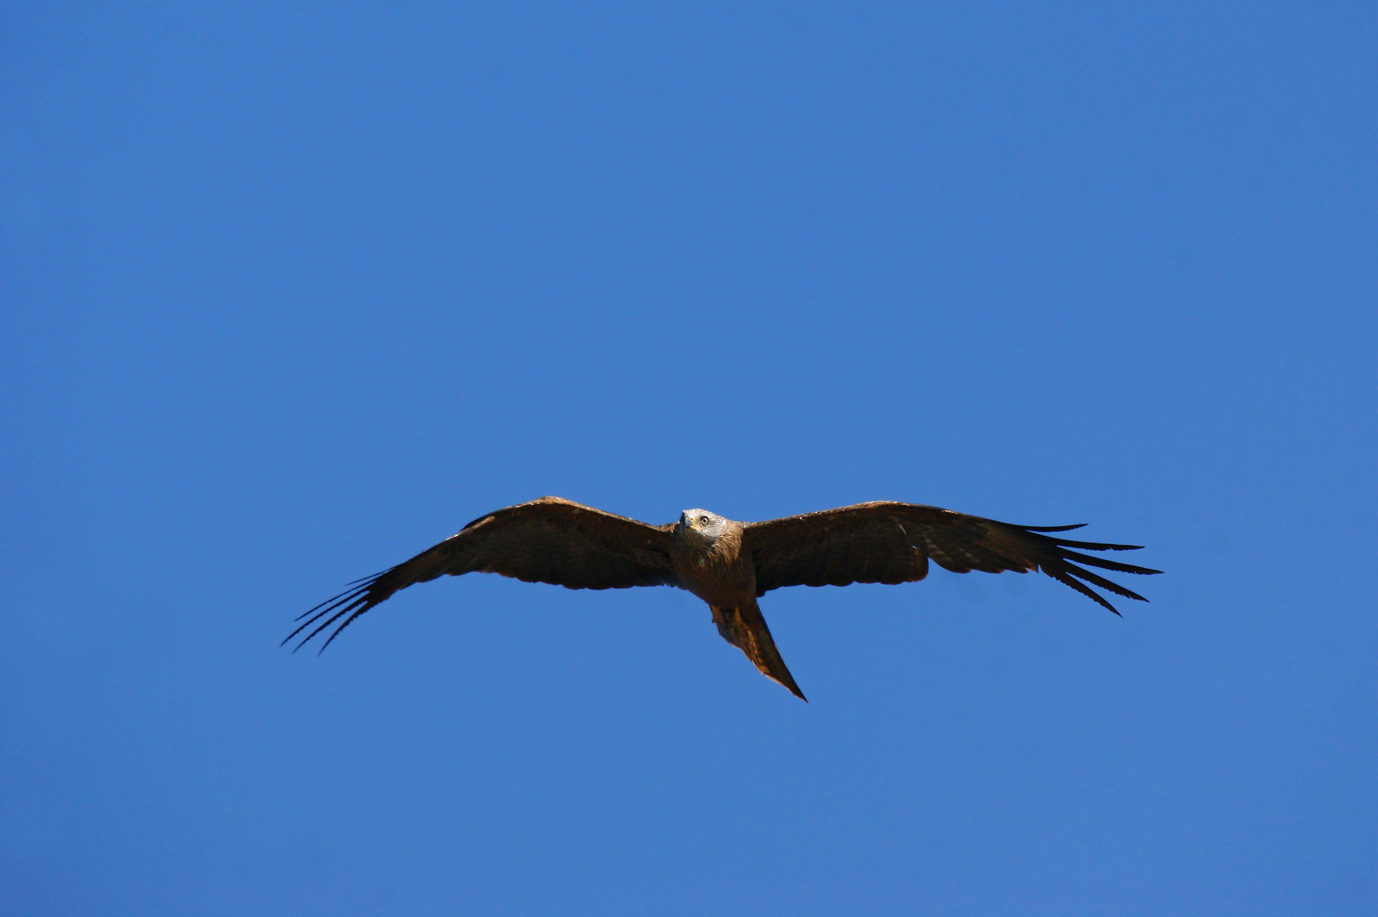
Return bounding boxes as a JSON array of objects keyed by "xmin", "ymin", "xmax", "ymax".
[{"xmin": 710, "ymin": 601, "xmax": 807, "ymax": 701}]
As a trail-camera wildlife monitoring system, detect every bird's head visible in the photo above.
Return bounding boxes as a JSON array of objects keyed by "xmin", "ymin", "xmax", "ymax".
[{"xmin": 676, "ymin": 509, "xmax": 726, "ymax": 543}]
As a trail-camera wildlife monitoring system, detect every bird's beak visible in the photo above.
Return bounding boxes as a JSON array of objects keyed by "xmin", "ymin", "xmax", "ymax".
[{"xmin": 678, "ymin": 512, "xmax": 692, "ymax": 532}]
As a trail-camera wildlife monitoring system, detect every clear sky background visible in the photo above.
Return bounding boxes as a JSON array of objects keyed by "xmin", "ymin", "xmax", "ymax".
[{"xmin": 3, "ymin": 3, "xmax": 1376, "ymax": 915}]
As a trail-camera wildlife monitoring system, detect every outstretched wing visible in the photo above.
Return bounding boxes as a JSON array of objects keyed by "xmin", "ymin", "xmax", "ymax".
[
  {"xmin": 287, "ymin": 497, "xmax": 679, "ymax": 653},
  {"xmin": 745, "ymin": 501, "xmax": 1160, "ymax": 613}
]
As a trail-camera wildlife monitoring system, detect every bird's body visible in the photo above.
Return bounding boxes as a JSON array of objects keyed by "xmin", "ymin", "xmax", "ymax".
[
  {"xmin": 288, "ymin": 497, "xmax": 1161, "ymax": 700},
  {"xmin": 668, "ymin": 510, "xmax": 803, "ymax": 696},
  {"xmin": 669, "ymin": 510, "xmax": 752, "ymax": 605}
]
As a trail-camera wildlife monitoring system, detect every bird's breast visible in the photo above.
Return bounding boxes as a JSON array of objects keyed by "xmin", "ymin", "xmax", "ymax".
[{"xmin": 671, "ymin": 539, "xmax": 755, "ymax": 606}]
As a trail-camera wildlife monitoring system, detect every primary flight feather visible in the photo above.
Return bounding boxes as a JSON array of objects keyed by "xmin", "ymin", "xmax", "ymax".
[{"xmin": 287, "ymin": 497, "xmax": 1161, "ymax": 700}]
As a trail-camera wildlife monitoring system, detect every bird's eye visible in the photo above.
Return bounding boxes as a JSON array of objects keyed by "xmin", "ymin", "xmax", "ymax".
[{"xmin": 700, "ymin": 516, "xmax": 709, "ymax": 525}]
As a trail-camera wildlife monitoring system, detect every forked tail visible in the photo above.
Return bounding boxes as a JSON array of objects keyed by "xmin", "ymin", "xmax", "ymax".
[{"xmin": 710, "ymin": 600, "xmax": 807, "ymax": 701}]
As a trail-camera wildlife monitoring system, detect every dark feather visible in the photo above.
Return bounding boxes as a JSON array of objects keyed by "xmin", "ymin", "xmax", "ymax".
[
  {"xmin": 746, "ymin": 501, "xmax": 1160, "ymax": 614},
  {"xmin": 288, "ymin": 497, "xmax": 679, "ymax": 652}
]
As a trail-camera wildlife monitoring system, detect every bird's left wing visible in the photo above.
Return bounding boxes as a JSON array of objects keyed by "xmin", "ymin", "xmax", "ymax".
[
  {"xmin": 286, "ymin": 496, "xmax": 679, "ymax": 652},
  {"xmin": 745, "ymin": 501, "xmax": 1160, "ymax": 613}
]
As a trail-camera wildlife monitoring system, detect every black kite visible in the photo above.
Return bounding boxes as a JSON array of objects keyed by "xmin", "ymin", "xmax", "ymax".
[{"xmin": 287, "ymin": 497, "xmax": 1160, "ymax": 700}]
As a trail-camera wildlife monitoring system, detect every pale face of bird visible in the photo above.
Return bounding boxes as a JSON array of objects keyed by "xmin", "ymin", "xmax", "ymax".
[{"xmin": 677, "ymin": 509, "xmax": 726, "ymax": 543}]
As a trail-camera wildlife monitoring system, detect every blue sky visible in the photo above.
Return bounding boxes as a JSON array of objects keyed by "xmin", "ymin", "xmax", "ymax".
[{"xmin": 3, "ymin": 2, "xmax": 1376, "ymax": 914}]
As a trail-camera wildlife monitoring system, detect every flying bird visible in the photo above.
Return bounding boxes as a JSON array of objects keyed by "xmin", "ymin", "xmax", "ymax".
[{"xmin": 287, "ymin": 497, "xmax": 1161, "ymax": 700}]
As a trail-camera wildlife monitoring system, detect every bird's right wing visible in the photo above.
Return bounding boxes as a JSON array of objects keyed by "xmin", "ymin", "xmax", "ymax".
[
  {"xmin": 286, "ymin": 496, "xmax": 679, "ymax": 652},
  {"xmin": 745, "ymin": 501, "xmax": 1160, "ymax": 613}
]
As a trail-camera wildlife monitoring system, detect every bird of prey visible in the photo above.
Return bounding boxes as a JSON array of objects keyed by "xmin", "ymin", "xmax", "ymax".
[{"xmin": 287, "ymin": 497, "xmax": 1160, "ymax": 700}]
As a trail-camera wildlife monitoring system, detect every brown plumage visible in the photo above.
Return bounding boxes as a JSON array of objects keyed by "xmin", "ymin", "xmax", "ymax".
[{"xmin": 287, "ymin": 496, "xmax": 1161, "ymax": 700}]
